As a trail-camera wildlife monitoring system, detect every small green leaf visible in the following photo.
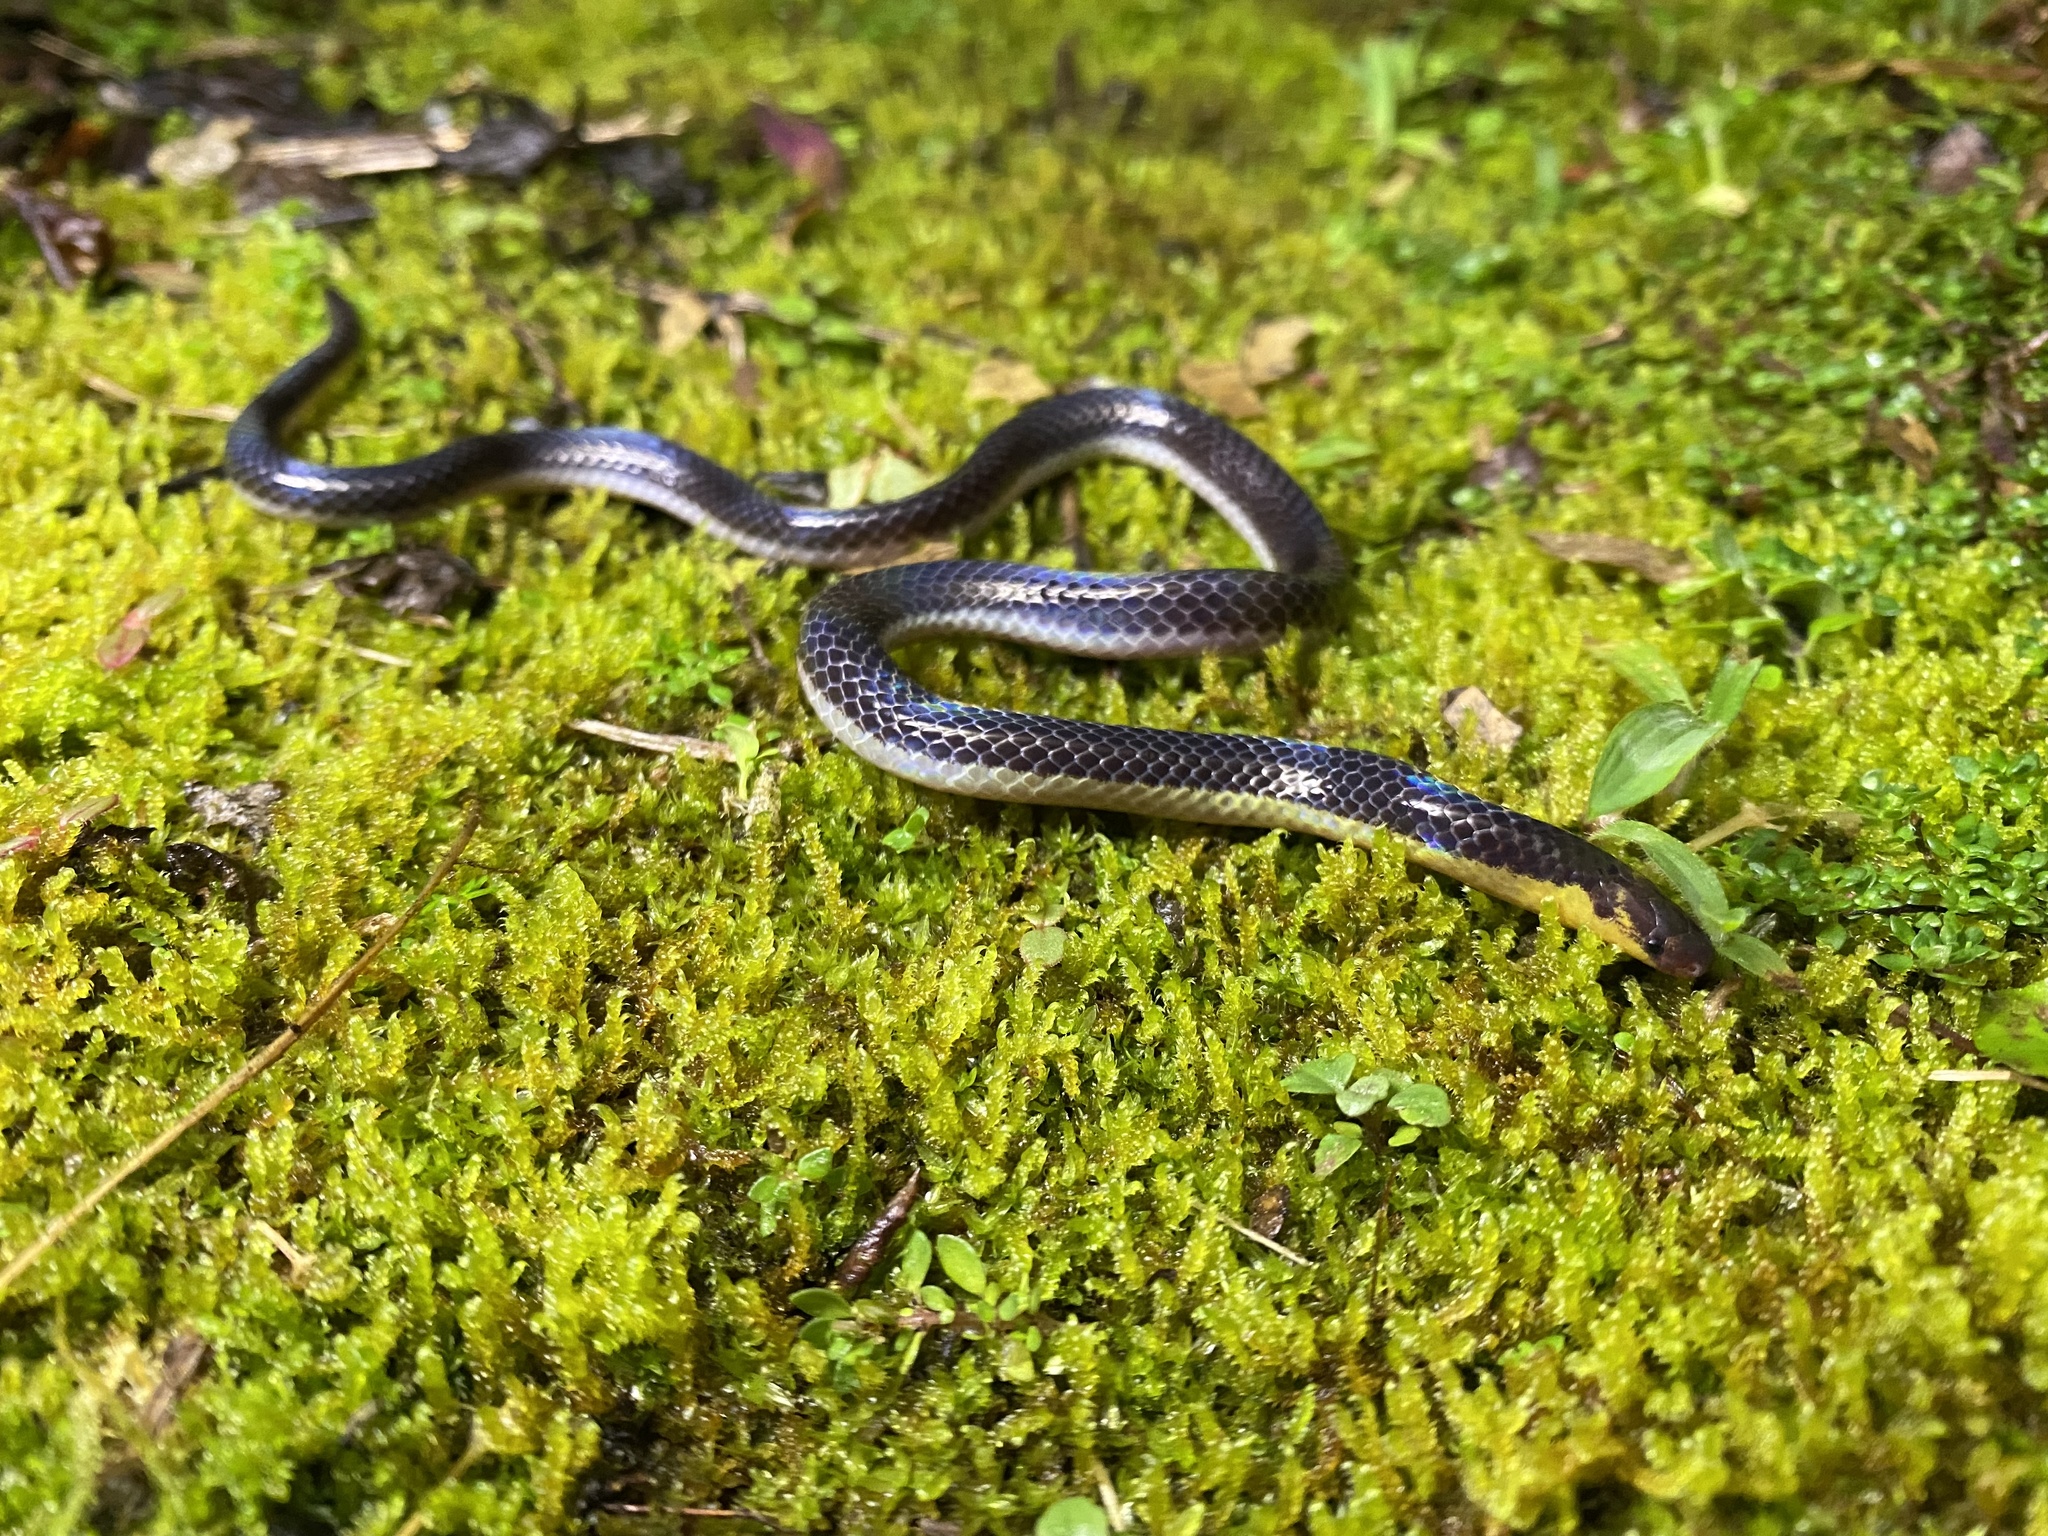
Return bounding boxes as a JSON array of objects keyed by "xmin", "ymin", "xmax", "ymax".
[
  {"xmin": 997, "ymin": 1291, "xmax": 1024, "ymax": 1321},
  {"xmin": 789, "ymin": 1287, "xmax": 853, "ymax": 1320},
  {"xmin": 718, "ymin": 715, "xmax": 765, "ymax": 799},
  {"xmin": 747, "ymin": 1173, "xmax": 788, "ymax": 1206},
  {"xmin": 1335, "ymin": 1068, "xmax": 1399, "ymax": 1117},
  {"xmin": 1718, "ymin": 931, "xmax": 1791, "ymax": 977},
  {"xmin": 794, "ymin": 1146, "xmax": 834, "ymax": 1181},
  {"xmin": 797, "ymin": 1316, "xmax": 837, "ymax": 1348},
  {"xmin": 1035, "ymin": 1497, "xmax": 1111, "ymax": 1536},
  {"xmin": 1976, "ymin": 983, "xmax": 2048, "ymax": 1074},
  {"xmin": 765, "ymin": 291, "xmax": 820, "ymax": 326},
  {"xmin": 809, "ymin": 313, "xmax": 875, "ymax": 347},
  {"xmin": 1699, "ymin": 656, "xmax": 1764, "ymax": 731},
  {"xmin": 897, "ymin": 1230, "xmax": 932, "ymax": 1291},
  {"xmin": 1597, "ymin": 641, "xmax": 1691, "ymax": 706},
  {"xmin": 1708, "ymin": 523, "xmax": 1747, "ymax": 573},
  {"xmin": 1613, "ymin": 1031, "xmax": 1636, "ymax": 1053},
  {"xmin": 1804, "ymin": 611, "xmax": 1863, "ymax": 642},
  {"xmin": 1295, "ymin": 435, "xmax": 1375, "ymax": 470},
  {"xmin": 1388, "ymin": 1081, "xmax": 1452, "ymax": 1127},
  {"xmin": 936, "ymin": 1234, "xmax": 988, "ymax": 1296},
  {"xmin": 1595, "ymin": 819, "xmax": 1732, "ymax": 936},
  {"xmin": 1019, "ymin": 926, "xmax": 1067, "ymax": 966},
  {"xmin": 881, "ymin": 805, "xmax": 929, "ymax": 853},
  {"xmin": 918, "ymin": 1284, "xmax": 954, "ymax": 1313},
  {"xmin": 868, "ymin": 452, "xmax": 936, "ymax": 503},
  {"xmin": 1314, "ymin": 1130, "xmax": 1364, "ymax": 1176},
  {"xmin": 1281, "ymin": 1052, "xmax": 1355, "ymax": 1096},
  {"xmin": 1388, "ymin": 1124, "xmax": 1421, "ymax": 1147},
  {"xmin": 1587, "ymin": 702, "xmax": 1725, "ymax": 816}
]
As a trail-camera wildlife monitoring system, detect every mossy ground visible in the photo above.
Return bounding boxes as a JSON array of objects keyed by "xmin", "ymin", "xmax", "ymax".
[{"xmin": 3, "ymin": 1, "xmax": 2048, "ymax": 1531}]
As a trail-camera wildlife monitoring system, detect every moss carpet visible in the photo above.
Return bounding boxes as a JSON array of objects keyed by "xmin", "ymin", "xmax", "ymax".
[{"xmin": 3, "ymin": 1, "xmax": 2047, "ymax": 1531}]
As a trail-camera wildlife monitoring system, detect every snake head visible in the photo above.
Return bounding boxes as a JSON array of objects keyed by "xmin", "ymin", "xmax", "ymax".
[{"xmin": 1608, "ymin": 878, "xmax": 1716, "ymax": 979}]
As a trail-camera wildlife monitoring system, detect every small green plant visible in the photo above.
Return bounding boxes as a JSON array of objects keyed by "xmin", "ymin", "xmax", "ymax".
[
  {"xmin": 880, "ymin": 804, "xmax": 928, "ymax": 853},
  {"xmin": 1282, "ymin": 1053, "xmax": 1452, "ymax": 1174},
  {"xmin": 1347, "ymin": 36, "xmax": 1421, "ymax": 155},
  {"xmin": 643, "ymin": 635, "xmax": 748, "ymax": 714},
  {"xmin": 1586, "ymin": 643, "xmax": 1788, "ymax": 976},
  {"xmin": 746, "ymin": 1145, "xmax": 836, "ymax": 1236},
  {"xmin": 717, "ymin": 714, "xmax": 775, "ymax": 799},
  {"xmin": 1661, "ymin": 526, "xmax": 1871, "ymax": 682},
  {"xmin": 1586, "ymin": 647, "xmax": 1768, "ymax": 817},
  {"xmin": 1018, "ymin": 886, "xmax": 1068, "ymax": 967},
  {"xmin": 1035, "ymin": 1498, "xmax": 1111, "ymax": 1536},
  {"xmin": 1973, "ymin": 983, "xmax": 2048, "ymax": 1076}
]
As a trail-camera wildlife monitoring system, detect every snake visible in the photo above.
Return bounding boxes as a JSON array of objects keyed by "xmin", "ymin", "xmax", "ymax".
[{"xmin": 225, "ymin": 290, "xmax": 1714, "ymax": 978}]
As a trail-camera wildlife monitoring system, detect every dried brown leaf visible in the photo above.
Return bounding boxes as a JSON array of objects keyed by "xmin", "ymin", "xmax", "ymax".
[
  {"xmin": 241, "ymin": 132, "xmax": 439, "ymax": 177},
  {"xmin": 1237, "ymin": 316, "xmax": 1315, "ymax": 386},
  {"xmin": 1526, "ymin": 530, "xmax": 1694, "ymax": 584},
  {"xmin": 1440, "ymin": 686, "xmax": 1523, "ymax": 751},
  {"xmin": 117, "ymin": 261, "xmax": 203, "ymax": 297},
  {"xmin": 185, "ymin": 781, "xmax": 287, "ymax": 842},
  {"xmin": 147, "ymin": 115, "xmax": 251, "ymax": 186},
  {"xmin": 6, "ymin": 185, "xmax": 112, "ymax": 290},
  {"xmin": 1177, "ymin": 358, "xmax": 1263, "ymax": 419},
  {"xmin": 1873, "ymin": 411, "xmax": 1940, "ymax": 479},
  {"xmin": 965, "ymin": 356, "xmax": 1051, "ymax": 405},
  {"xmin": 657, "ymin": 288, "xmax": 713, "ymax": 354},
  {"xmin": 1921, "ymin": 120, "xmax": 2000, "ymax": 196}
]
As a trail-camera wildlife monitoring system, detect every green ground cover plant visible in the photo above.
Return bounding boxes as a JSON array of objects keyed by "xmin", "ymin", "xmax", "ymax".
[{"xmin": 3, "ymin": 0, "xmax": 2048, "ymax": 1530}]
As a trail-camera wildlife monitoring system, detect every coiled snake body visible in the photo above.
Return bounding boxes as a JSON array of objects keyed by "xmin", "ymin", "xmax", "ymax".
[{"xmin": 227, "ymin": 292, "xmax": 1713, "ymax": 978}]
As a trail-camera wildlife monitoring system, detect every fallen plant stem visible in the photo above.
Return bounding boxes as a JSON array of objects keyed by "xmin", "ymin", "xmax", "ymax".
[
  {"xmin": 391, "ymin": 1419, "xmax": 487, "ymax": 1536},
  {"xmin": 831, "ymin": 1166, "xmax": 923, "ymax": 1291},
  {"xmin": 1932, "ymin": 1067, "xmax": 2048, "ymax": 1091},
  {"xmin": 568, "ymin": 717, "xmax": 735, "ymax": 760},
  {"xmin": 0, "ymin": 805, "xmax": 481, "ymax": 1302},
  {"xmin": 1200, "ymin": 1201, "xmax": 1311, "ymax": 1267}
]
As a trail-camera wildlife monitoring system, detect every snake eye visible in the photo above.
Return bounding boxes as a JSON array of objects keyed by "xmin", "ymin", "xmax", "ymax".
[
  {"xmin": 1609, "ymin": 880, "xmax": 1714, "ymax": 979},
  {"xmin": 1647, "ymin": 926, "xmax": 1715, "ymax": 980}
]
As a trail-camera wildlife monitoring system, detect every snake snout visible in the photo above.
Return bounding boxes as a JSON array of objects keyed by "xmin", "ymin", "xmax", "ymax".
[{"xmin": 1622, "ymin": 885, "xmax": 1716, "ymax": 979}]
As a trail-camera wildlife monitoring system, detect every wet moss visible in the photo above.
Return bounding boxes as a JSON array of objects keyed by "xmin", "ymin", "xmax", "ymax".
[{"xmin": 4, "ymin": 1, "xmax": 2048, "ymax": 1532}]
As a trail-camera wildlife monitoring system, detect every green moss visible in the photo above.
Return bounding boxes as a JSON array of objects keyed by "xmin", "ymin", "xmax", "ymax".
[{"xmin": 4, "ymin": 0, "xmax": 2048, "ymax": 1531}]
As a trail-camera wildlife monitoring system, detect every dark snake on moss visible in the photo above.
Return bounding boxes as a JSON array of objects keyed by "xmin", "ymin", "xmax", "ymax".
[{"xmin": 225, "ymin": 290, "xmax": 1714, "ymax": 977}]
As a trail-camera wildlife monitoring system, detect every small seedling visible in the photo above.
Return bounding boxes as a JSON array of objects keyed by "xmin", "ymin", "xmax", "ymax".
[
  {"xmin": 747, "ymin": 1145, "xmax": 837, "ymax": 1235},
  {"xmin": 1282, "ymin": 1053, "xmax": 1452, "ymax": 1174},
  {"xmin": 881, "ymin": 805, "xmax": 929, "ymax": 853},
  {"xmin": 1587, "ymin": 641, "xmax": 1789, "ymax": 976}
]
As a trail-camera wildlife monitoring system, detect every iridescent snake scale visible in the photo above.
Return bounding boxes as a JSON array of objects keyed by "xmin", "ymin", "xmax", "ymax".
[{"xmin": 225, "ymin": 290, "xmax": 1713, "ymax": 977}]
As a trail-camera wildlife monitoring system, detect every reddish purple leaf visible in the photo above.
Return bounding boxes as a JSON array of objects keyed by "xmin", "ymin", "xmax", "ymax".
[
  {"xmin": 751, "ymin": 104, "xmax": 844, "ymax": 201},
  {"xmin": 96, "ymin": 588, "xmax": 183, "ymax": 670}
]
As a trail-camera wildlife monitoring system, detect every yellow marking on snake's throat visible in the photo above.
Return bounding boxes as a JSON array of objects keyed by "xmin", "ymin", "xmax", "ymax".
[{"xmin": 1401, "ymin": 845, "xmax": 1651, "ymax": 965}]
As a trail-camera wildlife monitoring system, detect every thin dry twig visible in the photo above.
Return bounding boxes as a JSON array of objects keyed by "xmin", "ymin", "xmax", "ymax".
[
  {"xmin": 0, "ymin": 806, "xmax": 481, "ymax": 1301},
  {"xmin": 568, "ymin": 718, "xmax": 735, "ymax": 761},
  {"xmin": 257, "ymin": 617, "xmax": 414, "ymax": 669},
  {"xmin": 392, "ymin": 1422, "xmax": 487, "ymax": 1536},
  {"xmin": 671, "ymin": 1511, "xmax": 783, "ymax": 1528},
  {"xmin": 1931, "ymin": 1067, "xmax": 2048, "ymax": 1091},
  {"xmin": 1202, "ymin": 1202, "xmax": 1311, "ymax": 1266},
  {"xmin": 81, "ymin": 371, "xmax": 240, "ymax": 422}
]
